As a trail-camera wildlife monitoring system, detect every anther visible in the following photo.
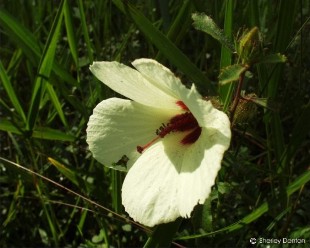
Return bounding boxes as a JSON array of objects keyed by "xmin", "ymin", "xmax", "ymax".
[
  {"xmin": 137, "ymin": 146, "xmax": 144, "ymax": 153},
  {"xmin": 176, "ymin": 100, "xmax": 189, "ymax": 111},
  {"xmin": 181, "ymin": 127, "xmax": 202, "ymax": 144},
  {"xmin": 137, "ymin": 101, "xmax": 201, "ymax": 154},
  {"xmin": 136, "ymin": 136, "xmax": 160, "ymax": 154}
]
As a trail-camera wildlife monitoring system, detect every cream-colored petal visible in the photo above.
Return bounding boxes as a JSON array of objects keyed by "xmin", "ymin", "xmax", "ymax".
[
  {"xmin": 177, "ymin": 128, "xmax": 230, "ymax": 216},
  {"xmin": 175, "ymin": 85, "xmax": 231, "ymax": 216},
  {"xmin": 122, "ymin": 112, "xmax": 231, "ymax": 227},
  {"xmin": 90, "ymin": 61, "xmax": 179, "ymax": 110},
  {"xmin": 132, "ymin": 59, "xmax": 188, "ymax": 100},
  {"xmin": 121, "ymin": 133, "xmax": 185, "ymax": 227},
  {"xmin": 133, "ymin": 59, "xmax": 230, "ymax": 136},
  {"xmin": 180, "ymin": 84, "xmax": 231, "ymax": 140},
  {"xmin": 86, "ymin": 98, "xmax": 175, "ymax": 170}
]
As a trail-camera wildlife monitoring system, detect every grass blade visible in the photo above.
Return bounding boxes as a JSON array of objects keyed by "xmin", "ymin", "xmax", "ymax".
[
  {"xmin": 46, "ymin": 84, "xmax": 68, "ymax": 128},
  {"xmin": 77, "ymin": 0, "xmax": 93, "ymax": 62},
  {"xmin": 0, "ymin": 9, "xmax": 40, "ymax": 63},
  {"xmin": 64, "ymin": 0, "xmax": 78, "ymax": 66},
  {"xmin": 0, "ymin": 119, "xmax": 23, "ymax": 134},
  {"xmin": 0, "ymin": 118, "xmax": 74, "ymax": 141},
  {"xmin": 156, "ymin": 0, "xmax": 193, "ymax": 60},
  {"xmin": 281, "ymin": 103, "xmax": 310, "ymax": 168},
  {"xmin": 144, "ymin": 219, "xmax": 182, "ymax": 248},
  {"xmin": 32, "ymin": 127, "xmax": 75, "ymax": 141},
  {"xmin": 48, "ymin": 157, "xmax": 91, "ymax": 191},
  {"xmin": 0, "ymin": 8, "xmax": 77, "ymax": 86},
  {"xmin": 179, "ymin": 169, "xmax": 310, "ymax": 240},
  {"xmin": 26, "ymin": 0, "xmax": 65, "ymax": 130},
  {"xmin": 219, "ymin": 0, "xmax": 234, "ymax": 110},
  {"xmin": 112, "ymin": 0, "xmax": 214, "ymax": 94},
  {"xmin": 0, "ymin": 60, "xmax": 26, "ymax": 123}
]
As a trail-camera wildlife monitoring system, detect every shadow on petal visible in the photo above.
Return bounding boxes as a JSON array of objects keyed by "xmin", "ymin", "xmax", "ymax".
[{"xmin": 161, "ymin": 128, "xmax": 230, "ymax": 173}]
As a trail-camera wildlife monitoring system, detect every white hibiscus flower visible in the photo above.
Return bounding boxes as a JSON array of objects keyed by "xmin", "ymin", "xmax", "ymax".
[{"xmin": 86, "ymin": 59, "xmax": 231, "ymax": 227}]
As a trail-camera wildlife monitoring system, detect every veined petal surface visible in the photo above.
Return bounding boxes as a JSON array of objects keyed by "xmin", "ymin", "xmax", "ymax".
[
  {"xmin": 177, "ymin": 128, "xmax": 230, "ymax": 216},
  {"xmin": 86, "ymin": 98, "xmax": 176, "ymax": 170},
  {"xmin": 132, "ymin": 59, "xmax": 189, "ymax": 100},
  {"xmin": 90, "ymin": 61, "xmax": 180, "ymax": 110},
  {"xmin": 88, "ymin": 59, "xmax": 231, "ymax": 227},
  {"xmin": 122, "ymin": 133, "xmax": 184, "ymax": 227},
  {"xmin": 122, "ymin": 120, "xmax": 230, "ymax": 226},
  {"xmin": 179, "ymin": 84, "xmax": 231, "ymax": 139}
]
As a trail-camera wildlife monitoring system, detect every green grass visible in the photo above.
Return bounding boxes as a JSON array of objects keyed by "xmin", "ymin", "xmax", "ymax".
[{"xmin": 1, "ymin": 0, "xmax": 309, "ymax": 247}]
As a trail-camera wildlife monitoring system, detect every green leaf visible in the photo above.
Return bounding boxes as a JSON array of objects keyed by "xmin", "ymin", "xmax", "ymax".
[
  {"xmin": 0, "ymin": 118, "xmax": 75, "ymax": 141},
  {"xmin": 46, "ymin": 84, "xmax": 68, "ymax": 127},
  {"xmin": 144, "ymin": 218, "xmax": 182, "ymax": 248},
  {"xmin": 290, "ymin": 227, "xmax": 310, "ymax": 239},
  {"xmin": 48, "ymin": 157, "xmax": 90, "ymax": 190},
  {"xmin": 281, "ymin": 103, "xmax": 310, "ymax": 174},
  {"xmin": 156, "ymin": 0, "xmax": 193, "ymax": 61},
  {"xmin": 0, "ymin": 158, "xmax": 33, "ymax": 183},
  {"xmin": 32, "ymin": 127, "xmax": 75, "ymax": 141},
  {"xmin": 256, "ymin": 53, "xmax": 287, "ymax": 64},
  {"xmin": 237, "ymin": 27, "xmax": 260, "ymax": 61},
  {"xmin": 91, "ymin": 229, "xmax": 106, "ymax": 243},
  {"xmin": 111, "ymin": 170, "xmax": 123, "ymax": 213},
  {"xmin": 178, "ymin": 169, "xmax": 310, "ymax": 240},
  {"xmin": 112, "ymin": 0, "xmax": 214, "ymax": 93},
  {"xmin": 27, "ymin": 0, "xmax": 65, "ymax": 131},
  {"xmin": 77, "ymin": 0, "xmax": 93, "ymax": 62},
  {"xmin": 0, "ymin": 9, "xmax": 41, "ymax": 64},
  {"xmin": 219, "ymin": 0, "xmax": 234, "ymax": 110},
  {"xmin": 249, "ymin": 97, "xmax": 268, "ymax": 107},
  {"xmin": 0, "ymin": 60, "xmax": 27, "ymax": 123},
  {"xmin": 64, "ymin": 0, "xmax": 78, "ymax": 66},
  {"xmin": 218, "ymin": 182, "xmax": 233, "ymax": 194},
  {"xmin": 219, "ymin": 64, "xmax": 248, "ymax": 85},
  {"xmin": 192, "ymin": 13, "xmax": 234, "ymax": 51},
  {"xmin": 197, "ymin": 198, "xmax": 213, "ymax": 233},
  {"xmin": 2, "ymin": 180, "xmax": 24, "ymax": 227},
  {"xmin": 0, "ymin": 8, "xmax": 77, "ymax": 86},
  {"xmin": 286, "ymin": 169, "xmax": 310, "ymax": 195},
  {"xmin": 0, "ymin": 119, "xmax": 23, "ymax": 134}
]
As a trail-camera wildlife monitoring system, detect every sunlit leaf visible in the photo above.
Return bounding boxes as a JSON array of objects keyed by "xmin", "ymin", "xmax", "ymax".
[
  {"xmin": 256, "ymin": 53, "xmax": 287, "ymax": 64},
  {"xmin": 0, "ymin": 119, "xmax": 23, "ymax": 134},
  {"xmin": 192, "ymin": 13, "xmax": 234, "ymax": 51},
  {"xmin": 33, "ymin": 127, "xmax": 75, "ymax": 141},
  {"xmin": 219, "ymin": 64, "xmax": 248, "ymax": 85},
  {"xmin": 0, "ymin": 61, "xmax": 26, "ymax": 123}
]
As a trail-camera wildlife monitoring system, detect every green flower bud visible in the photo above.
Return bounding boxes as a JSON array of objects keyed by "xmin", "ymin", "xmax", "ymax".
[{"xmin": 238, "ymin": 27, "xmax": 260, "ymax": 64}]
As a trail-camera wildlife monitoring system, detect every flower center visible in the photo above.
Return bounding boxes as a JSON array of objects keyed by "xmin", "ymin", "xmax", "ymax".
[{"xmin": 137, "ymin": 101, "xmax": 202, "ymax": 153}]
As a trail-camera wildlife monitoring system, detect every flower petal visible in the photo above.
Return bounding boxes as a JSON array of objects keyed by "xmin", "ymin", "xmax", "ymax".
[
  {"xmin": 132, "ymin": 59, "xmax": 189, "ymax": 100},
  {"xmin": 86, "ymin": 98, "xmax": 175, "ymax": 170},
  {"xmin": 180, "ymin": 84, "xmax": 231, "ymax": 140},
  {"xmin": 177, "ymin": 128, "xmax": 230, "ymax": 216},
  {"xmin": 121, "ymin": 133, "xmax": 185, "ymax": 227},
  {"xmin": 90, "ymin": 61, "xmax": 179, "ymax": 110},
  {"xmin": 122, "ymin": 123, "xmax": 230, "ymax": 227}
]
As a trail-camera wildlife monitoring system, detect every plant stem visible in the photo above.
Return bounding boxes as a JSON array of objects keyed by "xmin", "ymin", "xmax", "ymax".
[{"xmin": 230, "ymin": 71, "xmax": 246, "ymax": 122}]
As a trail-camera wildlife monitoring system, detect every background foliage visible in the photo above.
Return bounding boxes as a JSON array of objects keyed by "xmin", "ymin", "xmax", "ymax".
[{"xmin": 0, "ymin": 0, "xmax": 309, "ymax": 247}]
